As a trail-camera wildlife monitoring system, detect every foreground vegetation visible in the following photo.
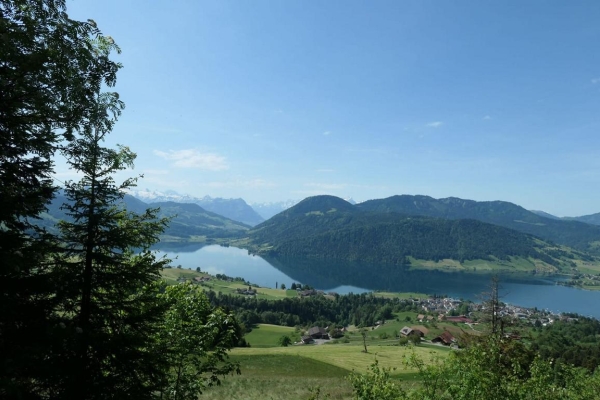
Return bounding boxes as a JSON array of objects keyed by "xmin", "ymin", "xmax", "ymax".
[{"xmin": 1, "ymin": 4, "xmax": 240, "ymax": 398}]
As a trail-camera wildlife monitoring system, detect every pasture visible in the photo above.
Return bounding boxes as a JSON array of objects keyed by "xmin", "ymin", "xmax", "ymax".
[{"xmin": 202, "ymin": 339, "xmax": 449, "ymax": 400}]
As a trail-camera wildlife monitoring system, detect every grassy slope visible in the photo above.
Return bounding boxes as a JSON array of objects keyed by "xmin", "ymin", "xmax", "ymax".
[
  {"xmin": 201, "ymin": 339, "xmax": 449, "ymax": 400},
  {"xmin": 160, "ymin": 268, "xmax": 296, "ymax": 300},
  {"xmin": 244, "ymin": 324, "xmax": 299, "ymax": 348}
]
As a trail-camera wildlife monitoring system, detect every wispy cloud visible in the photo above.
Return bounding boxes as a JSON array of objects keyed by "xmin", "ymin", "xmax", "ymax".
[
  {"xmin": 426, "ymin": 121, "xmax": 443, "ymax": 128},
  {"xmin": 316, "ymin": 168, "xmax": 335, "ymax": 173},
  {"xmin": 483, "ymin": 115, "xmax": 492, "ymax": 120},
  {"xmin": 323, "ymin": 131, "xmax": 332, "ymax": 136},
  {"xmin": 591, "ymin": 78, "xmax": 600, "ymax": 84},
  {"xmin": 154, "ymin": 149, "xmax": 228, "ymax": 171}
]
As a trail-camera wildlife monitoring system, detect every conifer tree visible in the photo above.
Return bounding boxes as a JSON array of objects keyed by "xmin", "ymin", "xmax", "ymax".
[
  {"xmin": 54, "ymin": 37, "xmax": 170, "ymax": 398},
  {"xmin": 0, "ymin": 1, "xmax": 121, "ymax": 397}
]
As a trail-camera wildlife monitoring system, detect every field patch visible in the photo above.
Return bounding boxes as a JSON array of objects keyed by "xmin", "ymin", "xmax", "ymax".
[
  {"xmin": 231, "ymin": 342, "xmax": 448, "ymax": 375},
  {"xmin": 244, "ymin": 324, "xmax": 299, "ymax": 348}
]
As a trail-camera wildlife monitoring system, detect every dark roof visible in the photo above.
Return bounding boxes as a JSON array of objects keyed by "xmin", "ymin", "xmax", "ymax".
[
  {"xmin": 433, "ymin": 331, "xmax": 455, "ymax": 344},
  {"xmin": 308, "ymin": 326, "xmax": 326, "ymax": 336}
]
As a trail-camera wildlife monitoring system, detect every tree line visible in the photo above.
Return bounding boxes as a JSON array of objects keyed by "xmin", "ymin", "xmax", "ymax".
[{"xmin": 204, "ymin": 290, "xmax": 416, "ymax": 330}]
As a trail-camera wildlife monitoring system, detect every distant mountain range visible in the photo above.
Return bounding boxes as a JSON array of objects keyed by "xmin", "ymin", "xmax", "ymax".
[
  {"xmin": 530, "ymin": 210, "xmax": 600, "ymax": 226},
  {"xmin": 128, "ymin": 189, "xmax": 264, "ymax": 226},
  {"xmin": 237, "ymin": 195, "xmax": 600, "ymax": 273},
  {"xmin": 40, "ymin": 192, "xmax": 249, "ymax": 241},
  {"xmin": 42, "ymin": 188, "xmax": 600, "ymax": 268},
  {"xmin": 249, "ymin": 200, "xmax": 299, "ymax": 220}
]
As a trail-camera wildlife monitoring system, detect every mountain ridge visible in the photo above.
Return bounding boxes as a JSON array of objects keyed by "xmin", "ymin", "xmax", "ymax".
[
  {"xmin": 355, "ymin": 195, "xmax": 600, "ymax": 254},
  {"xmin": 128, "ymin": 189, "xmax": 264, "ymax": 226},
  {"xmin": 240, "ymin": 195, "xmax": 597, "ymax": 273}
]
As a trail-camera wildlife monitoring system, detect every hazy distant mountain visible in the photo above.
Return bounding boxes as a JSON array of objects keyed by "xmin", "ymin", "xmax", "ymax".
[
  {"xmin": 250, "ymin": 199, "xmax": 299, "ymax": 220},
  {"xmin": 356, "ymin": 195, "xmax": 600, "ymax": 254},
  {"xmin": 565, "ymin": 212, "xmax": 600, "ymax": 226},
  {"xmin": 530, "ymin": 210, "xmax": 600, "ymax": 227},
  {"xmin": 530, "ymin": 210, "xmax": 561, "ymax": 220},
  {"xmin": 128, "ymin": 189, "xmax": 264, "ymax": 226},
  {"xmin": 40, "ymin": 193, "xmax": 249, "ymax": 240},
  {"xmin": 150, "ymin": 201, "xmax": 249, "ymax": 239},
  {"xmin": 241, "ymin": 195, "xmax": 593, "ymax": 271}
]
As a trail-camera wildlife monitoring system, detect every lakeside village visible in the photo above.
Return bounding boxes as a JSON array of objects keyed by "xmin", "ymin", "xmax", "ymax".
[{"xmin": 172, "ymin": 268, "xmax": 583, "ymax": 346}]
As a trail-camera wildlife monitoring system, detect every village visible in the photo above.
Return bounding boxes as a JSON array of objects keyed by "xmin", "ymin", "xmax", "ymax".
[
  {"xmin": 171, "ymin": 268, "xmax": 578, "ymax": 349},
  {"xmin": 295, "ymin": 295, "xmax": 568, "ymax": 348}
]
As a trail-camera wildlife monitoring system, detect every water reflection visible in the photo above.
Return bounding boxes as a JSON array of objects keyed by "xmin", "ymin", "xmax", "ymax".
[{"xmin": 155, "ymin": 244, "xmax": 600, "ymax": 318}]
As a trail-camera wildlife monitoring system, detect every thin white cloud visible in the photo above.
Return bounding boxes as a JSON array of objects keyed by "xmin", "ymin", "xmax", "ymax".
[
  {"xmin": 483, "ymin": 115, "xmax": 492, "ymax": 120},
  {"xmin": 591, "ymin": 78, "xmax": 600, "ymax": 84},
  {"xmin": 323, "ymin": 131, "xmax": 332, "ymax": 136},
  {"xmin": 426, "ymin": 121, "xmax": 443, "ymax": 128},
  {"xmin": 154, "ymin": 149, "xmax": 228, "ymax": 171},
  {"xmin": 316, "ymin": 168, "xmax": 335, "ymax": 173}
]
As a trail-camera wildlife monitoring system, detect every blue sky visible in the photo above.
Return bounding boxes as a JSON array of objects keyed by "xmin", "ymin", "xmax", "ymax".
[{"xmin": 62, "ymin": 0, "xmax": 600, "ymax": 216}]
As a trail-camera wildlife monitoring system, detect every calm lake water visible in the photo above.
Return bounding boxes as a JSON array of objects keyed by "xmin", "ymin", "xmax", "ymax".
[{"xmin": 156, "ymin": 244, "xmax": 600, "ymax": 319}]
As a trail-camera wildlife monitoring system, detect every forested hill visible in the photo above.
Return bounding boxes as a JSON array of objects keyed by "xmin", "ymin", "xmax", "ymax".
[
  {"xmin": 243, "ymin": 195, "xmax": 593, "ymax": 270},
  {"xmin": 356, "ymin": 195, "xmax": 600, "ymax": 254},
  {"xmin": 40, "ymin": 193, "xmax": 250, "ymax": 241}
]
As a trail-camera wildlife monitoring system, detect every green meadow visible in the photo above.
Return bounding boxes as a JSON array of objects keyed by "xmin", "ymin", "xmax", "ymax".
[
  {"xmin": 202, "ymin": 337, "xmax": 449, "ymax": 400},
  {"xmin": 160, "ymin": 268, "xmax": 295, "ymax": 299},
  {"xmin": 244, "ymin": 324, "xmax": 300, "ymax": 347}
]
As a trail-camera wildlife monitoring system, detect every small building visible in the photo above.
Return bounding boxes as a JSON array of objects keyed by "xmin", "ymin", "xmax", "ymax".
[
  {"xmin": 432, "ymin": 331, "xmax": 455, "ymax": 346},
  {"xmin": 301, "ymin": 335, "xmax": 314, "ymax": 344},
  {"xmin": 401, "ymin": 326, "xmax": 424, "ymax": 337},
  {"xmin": 400, "ymin": 326, "xmax": 413, "ymax": 336},
  {"xmin": 417, "ymin": 314, "xmax": 425, "ymax": 322},
  {"xmin": 308, "ymin": 326, "xmax": 328, "ymax": 339}
]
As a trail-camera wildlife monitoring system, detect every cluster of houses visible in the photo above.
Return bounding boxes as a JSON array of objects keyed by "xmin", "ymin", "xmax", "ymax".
[
  {"xmin": 235, "ymin": 287, "xmax": 257, "ymax": 296},
  {"xmin": 176, "ymin": 275, "xmax": 211, "ymax": 284},
  {"xmin": 415, "ymin": 296, "xmax": 566, "ymax": 328},
  {"xmin": 300, "ymin": 326, "xmax": 347, "ymax": 344}
]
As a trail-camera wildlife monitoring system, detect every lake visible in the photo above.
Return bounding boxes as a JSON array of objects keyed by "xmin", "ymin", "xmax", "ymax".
[{"xmin": 156, "ymin": 244, "xmax": 600, "ymax": 318}]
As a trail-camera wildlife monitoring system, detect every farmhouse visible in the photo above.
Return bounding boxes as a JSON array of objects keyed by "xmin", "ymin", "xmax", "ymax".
[
  {"xmin": 307, "ymin": 326, "xmax": 329, "ymax": 339},
  {"xmin": 432, "ymin": 331, "xmax": 455, "ymax": 346},
  {"xmin": 400, "ymin": 326, "xmax": 424, "ymax": 337},
  {"xmin": 301, "ymin": 335, "xmax": 314, "ymax": 344}
]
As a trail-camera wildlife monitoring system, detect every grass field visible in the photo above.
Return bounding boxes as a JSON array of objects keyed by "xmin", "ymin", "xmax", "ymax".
[
  {"xmin": 200, "ymin": 354, "xmax": 354, "ymax": 400},
  {"xmin": 201, "ymin": 341, "xmax": 448, "ymax": 400},
  {"xmin": 160, "ymin": 268, "xmax": 295, "ymax": 299},
  {"xmin": 244, "ymin": 324, "xmax": 300, "ymax": 347}
]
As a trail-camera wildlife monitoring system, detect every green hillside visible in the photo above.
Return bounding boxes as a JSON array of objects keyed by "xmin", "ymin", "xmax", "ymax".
[
  {"xmin": 241, "ymin": 195, "xmax": 597, "ymax": 273},
  {"xmin": 356, "ymin": 195, "xmax": 600, "ymax": 254}
]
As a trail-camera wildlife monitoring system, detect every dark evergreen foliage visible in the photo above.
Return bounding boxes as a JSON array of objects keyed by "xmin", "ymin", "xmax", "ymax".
[
  {"xmin": 0, "ymin": 1, "xmax": 121, "ymax": 397},
  {"xmin": 205, "ymin": 290, "xmax": 418, "ymax": 329},
  {"xmin": 248, "ymin": 196, "xmax": 573, "ymax": 266},
  {"xmin": 357, "ymin": 194, "xmax": 600, "ymax": 254}
]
